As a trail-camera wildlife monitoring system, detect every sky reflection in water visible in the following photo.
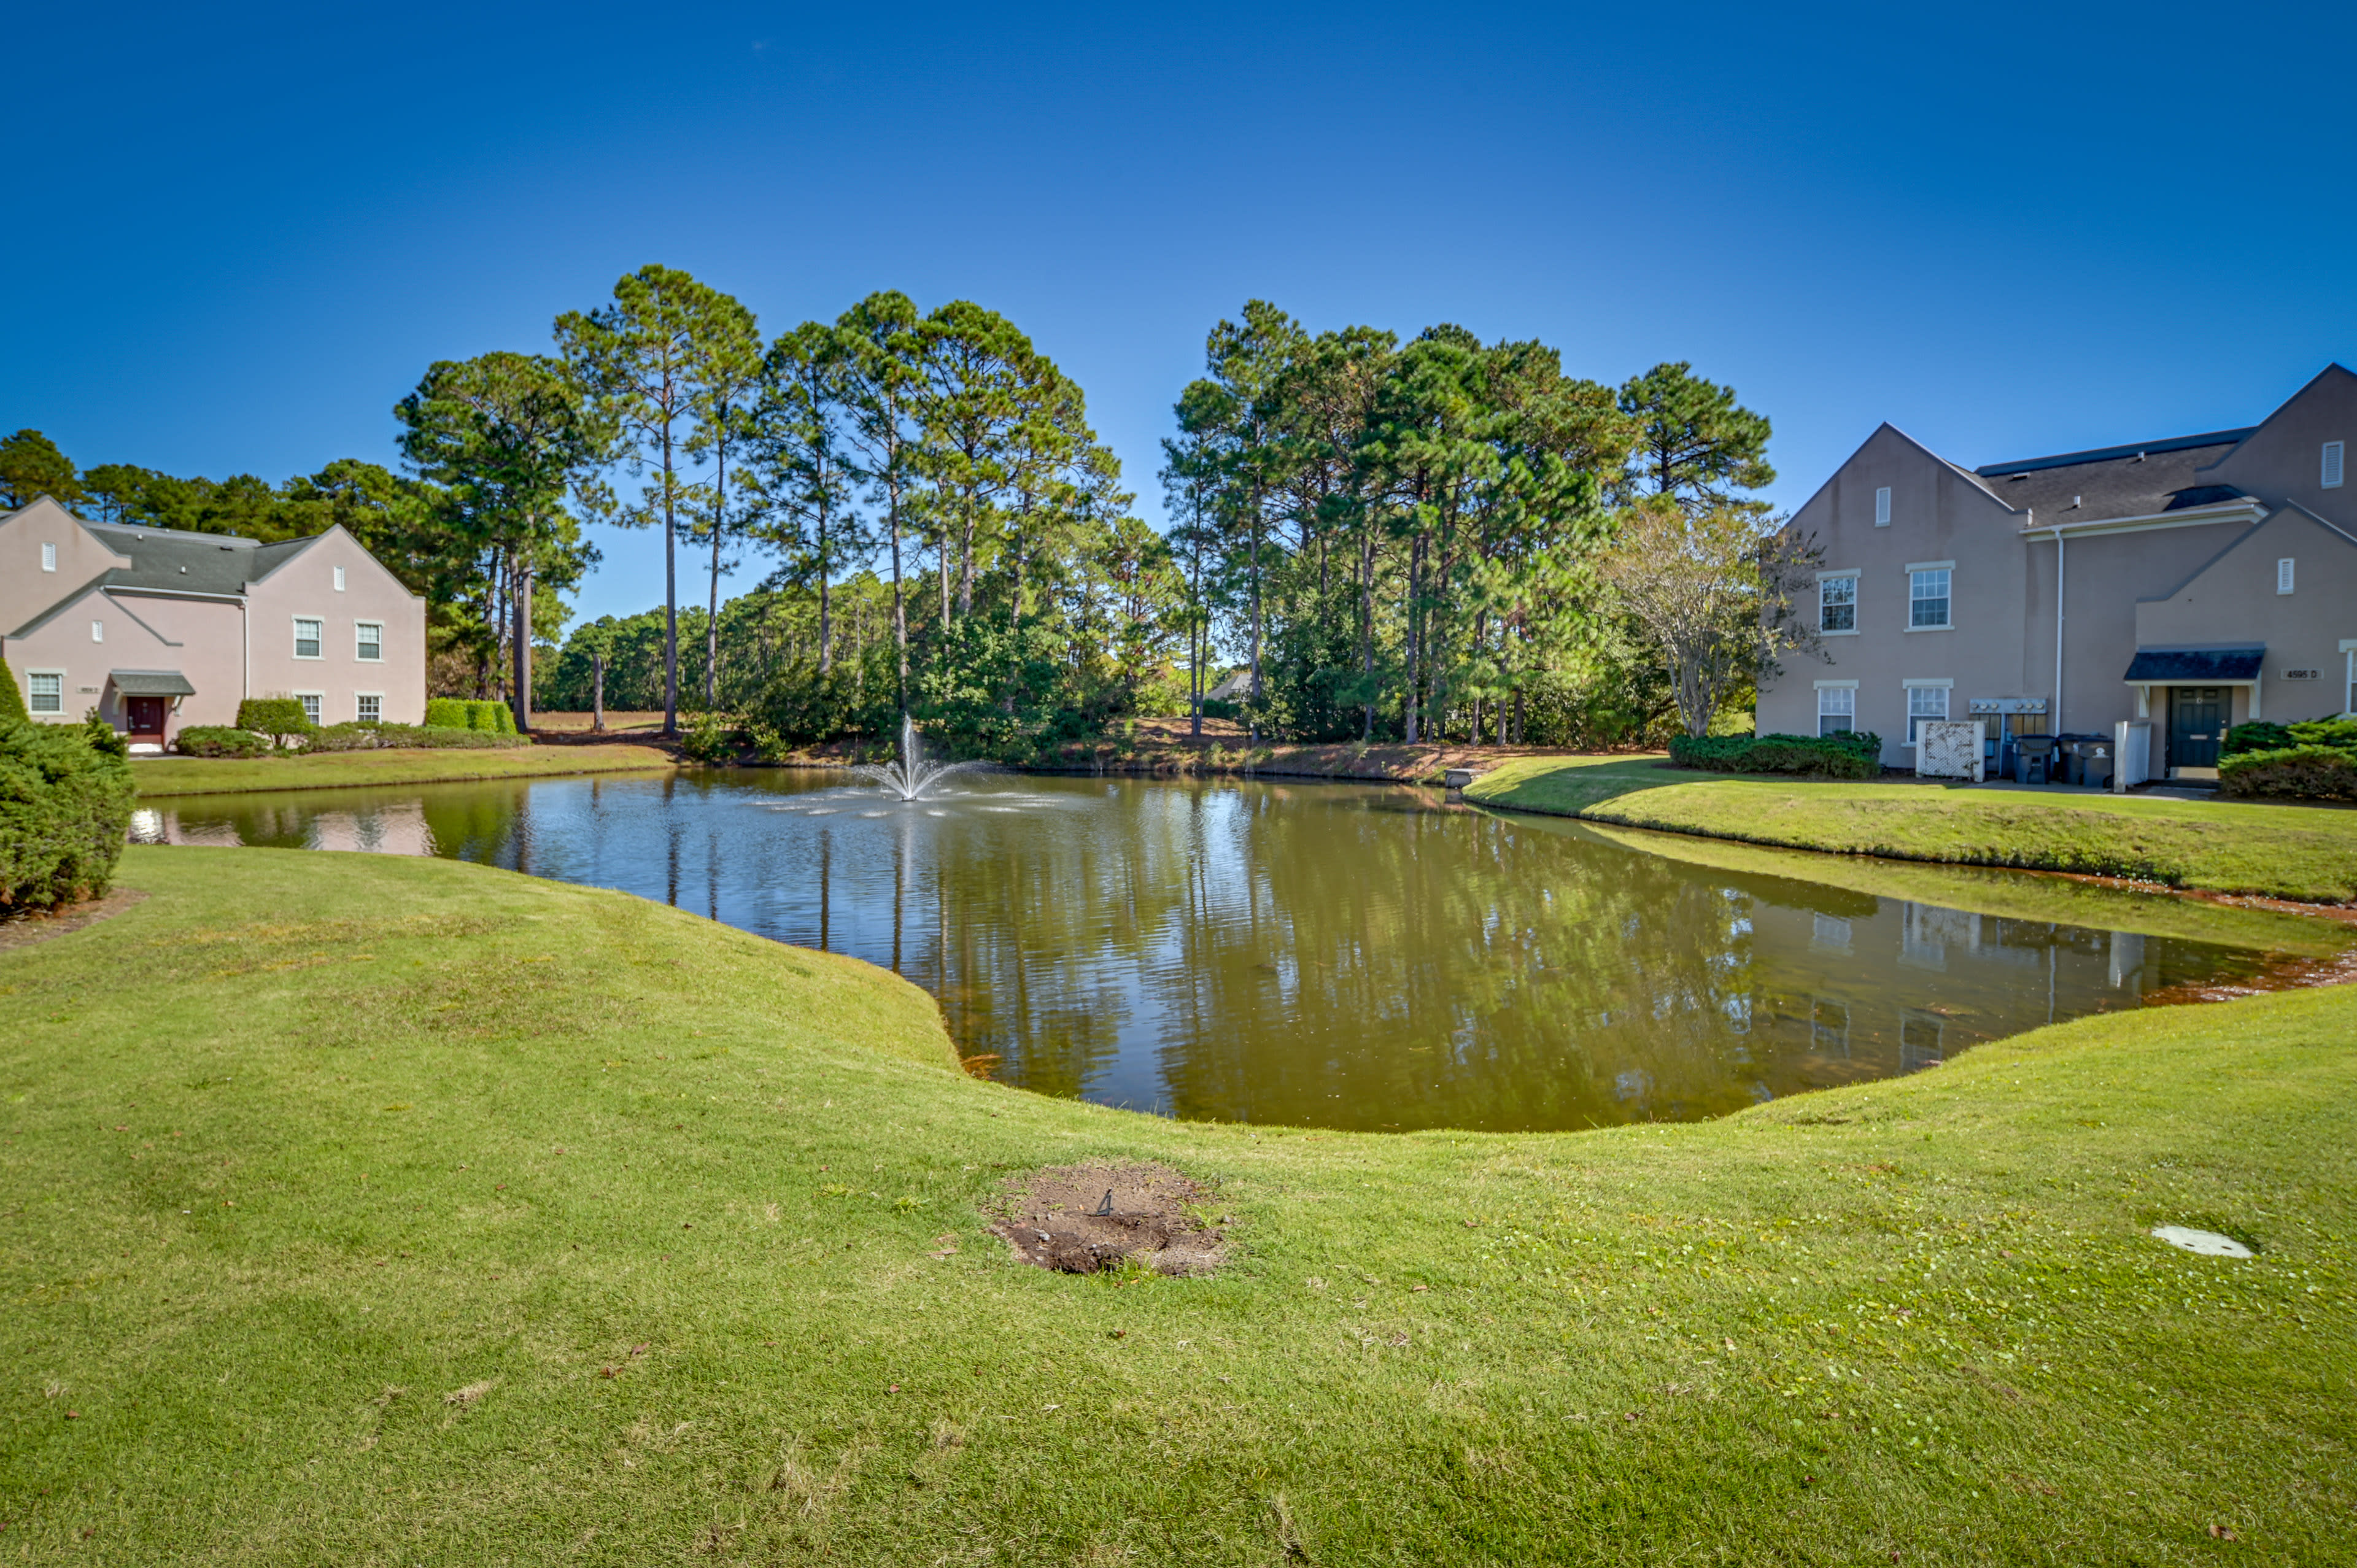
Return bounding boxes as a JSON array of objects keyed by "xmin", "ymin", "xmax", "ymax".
[{"xmin": 131, "ymin": 770, "xmax": 2275, "ymax": 1132}]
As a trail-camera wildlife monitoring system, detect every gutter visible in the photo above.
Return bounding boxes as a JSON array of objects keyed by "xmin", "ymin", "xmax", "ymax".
[{"xmin": 2020, "ymin": 500, "xmax": 2266, "ymax": 539}]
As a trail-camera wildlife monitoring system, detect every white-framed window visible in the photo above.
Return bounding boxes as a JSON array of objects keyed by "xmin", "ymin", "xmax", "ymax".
[
  {"xmin": 1874, "ymin": 486, "xmax": 1892, "ymax": 527},
  {"xmin": 2325, "ymin": 440, "xmax": 2345, "ymax": 489},
  {"xmin": 2343, "ymin": 641, "xmax": 2356, "ymax": 717},
  {"xmin": 27, "ymin": 670, "xmax": 64, "ymax": 714},
  {"xmin": 295, "ymin": 692, "xmax": 323, "ymax": 725},
  {"xmin": 1815, "ymin": 681, "xmax": 1856, "ymax": 736},
  {"xmin": 90, "ymin": 619, "xmax": 104, "ymax": 643},
  {"xmin": 356, "ymin": 693, "xmax": 382, "ymax": 724},
  {"xmin": 2278, "ymin": 558, "xmax": 2296, "ymax": 595},
  {"xmin": 293, "ymin": 617, "xmax": 323, "ymax": 659},
  {"xmin": 355, "ymin": 620, "xmax": 382, "ymax": 661},
  {"xmin": 1909, "ymin": 568, "xmax": 1951, "ymax": 629},
  {"xmin": 334, "ymin": 565, "xmax": 347, "ymax": 592},
  {"xmin": 1906, "ymin": 681, "xmax": 1950, "ymax": 744},
  {"xmin": 1819, "ymin": 573, "xmax": 1857, "ymax": 633},
  {"xmin": 41, "ymin": 541, "xmax": 57, "ymax": 572}
]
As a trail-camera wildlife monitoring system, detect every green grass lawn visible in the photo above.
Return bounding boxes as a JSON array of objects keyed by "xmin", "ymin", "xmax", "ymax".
[
  {"xmin": 3, "ymin": 848, "xmax": 2353, "ymax": 1564},
  {"xmin": 1466, "ymin": 755, "xmax": 2357, "ymax": 903},
  {"xmin": 133, "ymin": 744, "xmax": 676, "ymax": 799}
]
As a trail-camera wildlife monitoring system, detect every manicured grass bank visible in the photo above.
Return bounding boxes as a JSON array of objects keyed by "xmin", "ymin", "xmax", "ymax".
[
  {"xmin": 1467, "ymin": 755, "xmax": 2357, "ymax": 903},
  {"xmin": 133, "ymin": 743, "xmax": 676, "ymax": 799},
  {"xmin": 3, "ymin": 849, "xmax": 2353, "ymax": 1564}
]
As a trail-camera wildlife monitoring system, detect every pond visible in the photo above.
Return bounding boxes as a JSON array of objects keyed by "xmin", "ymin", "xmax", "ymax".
[{"xmin": 131, "ymin": 768, "xmax": 2302, "ymax": 1133}]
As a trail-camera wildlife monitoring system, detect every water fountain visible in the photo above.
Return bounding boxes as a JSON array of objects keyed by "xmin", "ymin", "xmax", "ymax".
[{"xmin": 852, "ymin": 714, "xmax": 988, "ymax": 802}]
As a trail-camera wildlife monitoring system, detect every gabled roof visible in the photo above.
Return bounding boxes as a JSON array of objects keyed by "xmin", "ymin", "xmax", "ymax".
[
  {"xmin": 1784, "ymin": 422, "xmax": 2024, "ymax": 525},
  {"xmin": 2195, "ymin": 363, "xmax": 2357, "ymax": 473},
  {"xmin": 2136, "ymin": 497, "xmax": 2357, "ymax": 604}
]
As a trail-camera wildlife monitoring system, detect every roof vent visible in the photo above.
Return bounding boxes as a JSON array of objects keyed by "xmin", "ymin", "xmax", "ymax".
[{"xmin": 2070, "ymin": 495, "xmax": 2083, "ymax": 509}]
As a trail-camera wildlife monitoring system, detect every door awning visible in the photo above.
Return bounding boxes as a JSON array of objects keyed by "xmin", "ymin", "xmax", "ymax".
[
  {"xmin": 2121, "ymin": 646, "xmax": 2264, "ymax": 684},
  {"xmin": 109, "ymin": 668, "xmax": 197, "ymax": 697}
]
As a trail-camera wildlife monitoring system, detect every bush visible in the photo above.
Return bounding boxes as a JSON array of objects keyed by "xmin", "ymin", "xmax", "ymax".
[
  {"xmin": 174, "ymin": 725, "xmax": 271, "ymax": 759},
  {"xmin": 297, "ymin": 722, "xmax": 382, "ymax": 754},
  {"xmin": 2286, "ymin": 716, "xmax": 2357, "ymax": 751},
  {"xmin": 299, "ymin": 722, "xmax": 525, "ymax": 753},
  {"xmin": 679, "ymin": 711, "xmax": 743, "ymax": 763},
  {"xmin": 1670, "ymin": 731, "xmax": 1884, "ymax": 779},
  {"xmin": 0, "ymin": 716, "xmax": 137, "ymax": 911},
  {"xmin": 82, "ymin": 709, "xmax": 128, "ymax": 760},
  {"xmin": 424, "ymin": 697, "xmax": 470, "ymax": 729},
  {"xmin": 236, "ymin": 697, "xmax": 314, "ymax": 747},
  {"xmin": 0, "ymin": 657, "xmax": 28, "ymax": 725},
  {"xmin": 2220, "ymin": 745, "xmax": 2357, "ymax": 801},
  {"xmin": 2221, "ymin": 721, "xmax": 2293, "ymax": 758},
  {"xmin": 1198, "ymin": 698, "xmax": 1241, "ymax": 722}
]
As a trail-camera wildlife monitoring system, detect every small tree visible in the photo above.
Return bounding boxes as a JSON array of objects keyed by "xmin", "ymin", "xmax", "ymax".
[{"xmin": 1598, "ymin": 500, "xmax": 1820, "ymax": 739}]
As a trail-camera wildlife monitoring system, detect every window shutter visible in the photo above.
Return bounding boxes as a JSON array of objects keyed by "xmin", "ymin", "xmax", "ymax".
[
  {"xmin": 2278, "ymin": 558, "xmax": 2296, "ymax": 595},
  {"xmin": 2326, "ymin": 441, "xmax": 2346, "ymax": 489},
  {"xmin": 1875, "ymin": 487, "xmax": 1892, "ymax": 527}
]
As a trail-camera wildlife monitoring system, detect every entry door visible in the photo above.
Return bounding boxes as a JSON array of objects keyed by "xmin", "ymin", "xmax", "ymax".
[
  {"xmin": 125, "ymin": 697, "xmax": 167, "ymax": 737},
  {"xmin": 2169, "ymin": 687, "xmax": 2224, "ymax": 769}
]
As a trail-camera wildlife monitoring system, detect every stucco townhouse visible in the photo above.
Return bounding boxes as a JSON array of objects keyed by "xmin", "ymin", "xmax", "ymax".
[
  {"xmin": 2, "ymin": 495, "xmax": 426, "ymax": 751},
  {"xmin": 1757, "ymin": 364, "xmax": 2357, "ymax": 779}
]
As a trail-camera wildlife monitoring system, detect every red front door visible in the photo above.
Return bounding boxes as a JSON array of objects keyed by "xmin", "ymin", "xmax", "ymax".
[{"xmin": 126, "ymin": 697, "xmax": 167, "ymax": 740}]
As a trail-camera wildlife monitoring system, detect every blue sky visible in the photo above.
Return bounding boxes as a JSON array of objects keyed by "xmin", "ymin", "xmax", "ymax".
[{"xmin": 10, "ymin": 2, "xmax": 2355, "ymax": 625}]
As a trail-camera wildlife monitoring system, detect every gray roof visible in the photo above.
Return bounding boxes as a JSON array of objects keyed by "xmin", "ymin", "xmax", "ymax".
[
  {"xmin": 78, "ymin": 520, "xmax": 305, "ymax": 597},
  {"xmin": 1972, "ymin": 437, "xmax": 2255, "ymax": 528},
  {"xmin": 110, "ymin": 669, "xmax": 197, "ymax": 697}
]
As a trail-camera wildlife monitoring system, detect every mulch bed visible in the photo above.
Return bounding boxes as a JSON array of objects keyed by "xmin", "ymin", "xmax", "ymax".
[{"xmin": 0, "ymin": 887, "xmax": 147, "ymax": 952}]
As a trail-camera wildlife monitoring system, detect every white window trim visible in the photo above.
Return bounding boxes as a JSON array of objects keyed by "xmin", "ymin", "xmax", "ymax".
[
  {"xmin": 1813, "ymin": 679, "xmax": 1860, "ymax": 689},
  {"xmin": 41, "ymin": 541, "xmax": 58, "ymax": 572},
  {"xmin": 292, "ymin": 613, "xmax": 326, "ymax": 660},
  {"xmin": 90, "ymin": 619, "xmax": 105, "ymax": 643},
  {"xmin": 292, "ymin": 689, "xmax": 327, "ymax": 725},
  {"xmin": 1874, "ymin": 486, "xmax": 1892, "ymax": 527},
  {"xmin": 2342, "ymin": 639, "xmax": 2357, "ymax": 717},
  {"xmin": 2277, "ymin": 558, "xmax": 2296, "ymax": 595},
  {"xmin": 354, "ymin": 690, "xmax": 385, "ymax": 723},
  {"xmin": 334, "ymin": 565, "xmax": 347, "ymax": 592},
  {"xmin": 1817, "ymin": 571, "xmax": 1860, "ymax": 636},
  {"xmin": 355, "ymin": 620, "xmax": 384, "ymax": 660},
  {"xmin": 24, "ymin": 667, "xmax": 69, "ymax": 718},
  {"xmin": 1904, "ymin": 560, "xmax": 1956, "ymax": 573},
  {"xmin": 1906, "ymin": 563, "xmax": 1953, "ymax": 631},
  {"xmin": 2325, "ymin": 440, "xmax": 2345, "ymax": 490},
  {"xmin": 1902, "ymin": 680, "xmax": 1952, "ymax": 747}
]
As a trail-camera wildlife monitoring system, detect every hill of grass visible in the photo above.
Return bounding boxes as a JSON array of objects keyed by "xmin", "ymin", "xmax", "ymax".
[{"xmin": 2, "ymin": 847, "xmax": 2352, "ymax": 1564}]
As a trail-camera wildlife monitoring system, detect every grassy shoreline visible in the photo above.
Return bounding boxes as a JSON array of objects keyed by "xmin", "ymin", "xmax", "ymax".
[
  {"xmin": 1465, "ymin": 754, "xmax": 2357, "ymax": 905},
  {"xmin": 133, "ymin": 743, "xmax": 676, "ymax": 798},
  {"xmin": 3, "ymin": 847, "xmax": 2352, "ymax": 1564}
]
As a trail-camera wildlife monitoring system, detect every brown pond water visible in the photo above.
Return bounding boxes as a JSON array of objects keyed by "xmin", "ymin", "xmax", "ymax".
[{"xmin": 131, "ymin": 768, "xmax": 2297, "ymax": 1132}]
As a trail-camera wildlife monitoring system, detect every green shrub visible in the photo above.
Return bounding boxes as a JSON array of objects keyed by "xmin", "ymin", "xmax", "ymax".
[
  {"xmin": 1669, "ymin": 731, "xmax": 1883, "ymax": 779},
  {"xmin": 173, "ymin": 725, "xmax": 271, "ymax": 759},
  {"xmin": 2221, "ymin": 721, "xmax": 2294, "ymax": 758},
  {"xmin": 0, "ymin": 716, "xmax": 137, "ymax": 911},
  {"xmin": 0, "ymin": 658, "xmax": 28, "ymax": 725},
  {"xmin": 424, "ymin": 697, "xmax": 470, "ymax": 730},
  {"xmin": 236, "ymin": 698, "xmax": 314, "ymax": 747},
  {"xmin": 82, "ymin": 710, "xmax": 128, "ymax": 759},
  {"xmin": 679, "ymin": 711, "xmax": 741, "ymax": 763},
  {"xmin": 1199, "ymin": 698, "xmax": 1241, "ymax": 722},
  {"xmin": 2220, "ymin": 745, "xmax": 2357, "ymax": 801},
  {"xmin": 2286, "ymin": 716, "xmax": 2357, "ymax": 751},
  {"xmin": 298, "ymin": 722, "xmax": 381, "ymax": 754},
  {"xmin": 385, "ymin": 723, "xmax": 523, "ymax": 751}
]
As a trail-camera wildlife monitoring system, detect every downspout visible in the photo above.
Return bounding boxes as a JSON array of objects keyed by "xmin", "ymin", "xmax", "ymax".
[{"xmin": 2051, "ymin": 516, "xmax": 2065, "ymax": 735}]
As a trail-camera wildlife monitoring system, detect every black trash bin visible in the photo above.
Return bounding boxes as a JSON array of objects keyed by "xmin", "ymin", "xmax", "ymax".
[
  {"xmin": 2065, "ymin": 735, "xmax": 2114, "ymax": 791},
  {"xmin": 2015, "ymin": 735, "xmax": 2058, "ymax": 785}
]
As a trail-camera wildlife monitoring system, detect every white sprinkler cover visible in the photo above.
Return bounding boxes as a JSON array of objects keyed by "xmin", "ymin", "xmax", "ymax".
[{"xmin": 2151, "ymin": 1226, "xmax": 2253, "ymax": 1257}]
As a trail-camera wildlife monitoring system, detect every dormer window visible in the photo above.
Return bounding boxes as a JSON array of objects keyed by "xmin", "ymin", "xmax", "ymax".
[
  {"xmin": 1875, "ymin": 487, "xmax": 1892, "ymax": 527},
  {"xmin": 2326, "ymin": 441, "xmax": 2345, "ymax": 490}
]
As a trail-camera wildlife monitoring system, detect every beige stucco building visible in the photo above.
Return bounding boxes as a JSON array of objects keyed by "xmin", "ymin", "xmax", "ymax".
[
  {"xmin": 1758, "ymin": 365, "xmax": 2357, "ymax": 777},
  {"xmin": 2, "ymin": 496, "xmax": 425, "ymax": 751}
]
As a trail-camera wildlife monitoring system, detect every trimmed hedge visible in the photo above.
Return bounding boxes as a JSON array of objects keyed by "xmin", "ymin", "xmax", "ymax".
[
  {"xmin": 423, "ymin": 698, "xmax": 518, "ymax": 734},
  {"xmin": 174, "ymin": 725, "xmax": 271, "ymax": 759},
  {"xmin": 236, "ymin": 698, "xmax": 314, "ymax": 747},
  {"xmin": 1669, "ymin": 731, "xmax": 1884, "ymax": 779},
  {"xmin": 300, "ymin": 722, "xmax": 525, "ymax": 753},
  {"xmin": 2224, "ymin": 718, "xmax": 2357, "ymax": 759},
  {"xmin": 2220, "ymin": 746, "xmax": 2357, "ymax": 801},
  {"xmin": 1, "ymin": 717, "xmax": 137, "ymax": 911}
]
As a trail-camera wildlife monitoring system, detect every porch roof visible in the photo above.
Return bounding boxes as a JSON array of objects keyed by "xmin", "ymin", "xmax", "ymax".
[
  {"xmin": 2121, "ymin": 646, "xmax": 2264, "ymax": 684},
  {"xmin": 109, "ymin": 668, "xmax": 197, "ymax": 698}
]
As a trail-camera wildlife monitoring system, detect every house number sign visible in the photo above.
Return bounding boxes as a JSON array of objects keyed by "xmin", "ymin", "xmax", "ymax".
[{"xmin": 2283, "ymin": 669, "xmax": 2321, "ymax": 681}]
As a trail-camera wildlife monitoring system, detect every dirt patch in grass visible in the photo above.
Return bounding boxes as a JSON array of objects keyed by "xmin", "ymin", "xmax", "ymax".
[
  {"xmin": 987, "ymin": 1161, "xmax": 1226, "ymax": 1275},
  {"xmin": 0, "ymin": 887, "xmax": 145, "ymax": 952}
]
